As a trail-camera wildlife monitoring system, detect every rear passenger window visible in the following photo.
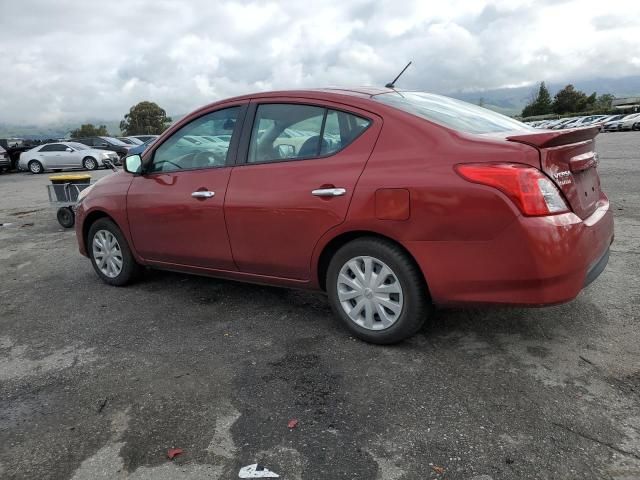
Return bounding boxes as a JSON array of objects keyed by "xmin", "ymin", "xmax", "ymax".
[
  {"xmin": 321, "ymin": 110, "xmax": 370, "ymax": 156},
  {"xmin": 247, "ymin": 104, "xmax": 371, "ymax": 164}
]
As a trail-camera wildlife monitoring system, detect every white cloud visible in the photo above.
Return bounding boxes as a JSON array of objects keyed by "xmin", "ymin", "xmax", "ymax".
[{"xmin": 0, "ymin": 0, "xmax": 639, "ymax": 124}]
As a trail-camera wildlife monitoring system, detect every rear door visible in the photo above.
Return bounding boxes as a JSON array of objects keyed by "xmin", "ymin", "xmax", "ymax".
[
  {"xmin": 224, "ymin": 99, "xmax": 382, "ymax": 280},
  {"xmin": 41, "ymin": 144, "xmax": 67, "ymax": 168}
]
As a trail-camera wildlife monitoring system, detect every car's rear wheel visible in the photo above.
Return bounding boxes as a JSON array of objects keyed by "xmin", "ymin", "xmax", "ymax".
[
  {"xmin": 83, "ymin": 156, "xmax": 98, "ymax": 170},
  {"xmin": 28, "ymin": 160, "xmax": 43, "ymax": 174},
  {"xmin": 88, "ymin": 218, "xmax": 141, "ymax": 286},
  {"xmin": 326, "ymin": 237, "xmax": 429, "ymax": 344}
]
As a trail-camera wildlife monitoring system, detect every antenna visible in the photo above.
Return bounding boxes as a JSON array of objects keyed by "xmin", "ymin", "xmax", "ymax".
[{"xmin": 385, "ymin": 61, "xmax": 412, "ymax": 89}]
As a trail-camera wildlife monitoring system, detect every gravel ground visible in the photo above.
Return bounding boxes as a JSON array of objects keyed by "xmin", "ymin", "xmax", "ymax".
[{"xmin": 0, "ymin": 132, "xmax": 639, "ymax": 480}]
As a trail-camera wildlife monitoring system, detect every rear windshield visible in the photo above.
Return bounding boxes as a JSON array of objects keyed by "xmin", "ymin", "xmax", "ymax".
[{"xmin": 375, "ymin": 92, "xmax": 535, "ymax": 134}]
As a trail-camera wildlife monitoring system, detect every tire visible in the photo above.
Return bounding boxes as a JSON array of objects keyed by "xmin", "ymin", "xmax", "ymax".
[
  {"xmin": 28, "ymin": 160, "xmax": 44, "ymax": 174},
  {"xmin": 83, "ymin": 156, "xmax": 98, "ymax": 170},
  {"xmin": 87, "ymin": 218, "xmax": 141, "ymax": 286},
  {"xmin": 57, "ymin": 207, "xmax": 75, "ymax": 228},
  {"xmin": 326, "ymin": 237, "xmax": 429, "ymax": 344}
]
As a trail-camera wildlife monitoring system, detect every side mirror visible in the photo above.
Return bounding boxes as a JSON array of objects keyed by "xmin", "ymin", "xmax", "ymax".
[
  {"xmin": 277, "ymin": 144, "xmax": 295, "ymax": 158},
  {"xmin": 65, "ymin": 147, "xmax": 73, "ymax": 152},
  {"xmin": 124, "ymin": 154, "xmax": 142, "ymax": 174},
  {"xmin": 99, "ymin": 142, "xmax": 109, "ymax": 147}
]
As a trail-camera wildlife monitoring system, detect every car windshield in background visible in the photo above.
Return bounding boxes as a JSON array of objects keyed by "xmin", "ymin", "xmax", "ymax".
[
  {"xmin": 67, "ymin": 142, "xmax": 89, "ymax": 150},
  {"xmin": 375, "ymin": 91, "xmax": 535, "ymax": 134},
  {"xmin": 101, "ymin": 137, "xmax": 128, "ymax": 146}
]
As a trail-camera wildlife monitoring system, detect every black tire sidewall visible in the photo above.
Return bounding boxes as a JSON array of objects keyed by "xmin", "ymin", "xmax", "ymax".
[
  {"xmin": 327, "ymin": 237, "xmax": 429, "ymax": 344},
  {"xmin": 57, "ymin": 207, "xmax": 75, "ymax": 228},
  {"xmin": 87, "ymin": 218, "xmax": 139, "ymax": 286}
]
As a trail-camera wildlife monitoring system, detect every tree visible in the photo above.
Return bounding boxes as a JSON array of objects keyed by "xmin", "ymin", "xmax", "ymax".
[
  {"xmin": 552, "ymin": 84, "xmax": 591, "ymax": 114},
  {"xmin": 595, "ymin": 93, "xmax": 615, "ymax": 111},
  {"xmin": 70, "ymin": 124, "xmax": 109, "ymax": 137},
  {"xmin": 521, "ymin": 82, "xmax": 553, "ymax": 117},
  {"xmin": 120, "ymin": 101, "xmax": 172, "ymax": 135}
]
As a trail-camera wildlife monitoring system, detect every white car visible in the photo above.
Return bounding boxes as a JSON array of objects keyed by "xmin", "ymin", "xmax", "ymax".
[
  {"xmin": 618, "ymin": 113, "xmax": 640, "ymax": 131},
  {"xmin": 19, "ymin": 141, "xmax": 119, "ymax": 174}
]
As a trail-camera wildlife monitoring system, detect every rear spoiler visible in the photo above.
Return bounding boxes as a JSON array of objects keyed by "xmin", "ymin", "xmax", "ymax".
[{"xmin": 506, "ymin": 126, "xmax": 599, "ymax": 149}]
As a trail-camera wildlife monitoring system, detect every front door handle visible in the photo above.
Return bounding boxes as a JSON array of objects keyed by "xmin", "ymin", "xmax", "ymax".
[
  {"xmin": 191, "ymin": 191, "xmax": 215, "ymax": 199},
  {"xmin": 312, "ymin": 188, "xmax": 346, "ymax": 197}
]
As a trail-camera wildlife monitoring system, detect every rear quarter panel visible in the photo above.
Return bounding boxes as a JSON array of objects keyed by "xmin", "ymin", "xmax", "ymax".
[{"xmin": 311, "ymin": 107, "xmax": 541, "ymax": 291}]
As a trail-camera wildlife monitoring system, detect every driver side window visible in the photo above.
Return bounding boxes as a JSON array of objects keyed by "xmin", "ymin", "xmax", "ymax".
[{"xmin": 150, "ymin": 106, "xmax": 240, "ymax": 173}]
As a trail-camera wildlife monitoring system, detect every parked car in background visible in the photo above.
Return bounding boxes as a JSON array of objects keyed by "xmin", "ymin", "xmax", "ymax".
[
  {"xmin": 126, "ymin": 137, "xmax": 158, "ymax": 156},
  {"xmin": 562, "ymin": 116, "xmax": 596, "ymax": 129},
  {"xmin": 0, "ymin": 146, "xmax": 10, "ymax": 172},
  {"xmin": 618, "ymin": 113, "xmax": 640, "ymax": 131},
  {"xmin": 551, "ymin": 117, "xmax": 577, "ymax": 129},
  {"xmin": 129, "ymin": 135, "xmax": 159, "ymax": 143},
  {"xmin": 603, "ymin": 113, "xmax": 638, "ymax": 132},
  {"xmin": 72, "ymin": 136, "xmax": 131, "ymax": 160},
  {"xmin": 75, "ymin": 88, "xmax": 613, "ymax": 344},
  {"xmin": 18, "ymin": 141, "xmax": 118, "ymax": 174},
  {"xmin": 0, "ymin": 138, "xmax": 35, "ymax": 170},
  {"xmin": 118, "ymin": 137, "xmax": 144, "ymax": 145}
]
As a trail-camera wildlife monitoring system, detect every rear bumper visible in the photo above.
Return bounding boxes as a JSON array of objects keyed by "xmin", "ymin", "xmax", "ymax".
[{"xmin": 406, "ymin": 197, "xmax": 614, "ymax": 306}]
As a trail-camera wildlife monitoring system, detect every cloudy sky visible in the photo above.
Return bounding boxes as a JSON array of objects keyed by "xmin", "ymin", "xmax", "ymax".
[{"xmin": 1, "ymin": 0, "xmax": 639, "ymax": 124}]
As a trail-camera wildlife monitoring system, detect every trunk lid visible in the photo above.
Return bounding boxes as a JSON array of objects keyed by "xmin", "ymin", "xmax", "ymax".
[{"xmin": 506, "ymin": 126, "xmax": 602, "ymax": 219}]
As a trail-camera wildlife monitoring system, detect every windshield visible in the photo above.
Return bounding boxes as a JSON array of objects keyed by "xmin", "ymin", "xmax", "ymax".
[
  {"xmin": 101, "ymin": 136, "xmax": 128, "ymax": 146},
  {"xmin": 375, "ymin": 91, "xmax": 535, "ymax": 134},
  {"xmin": 67, "ymin": 142, "xmax": 89, "ymax": 150}
]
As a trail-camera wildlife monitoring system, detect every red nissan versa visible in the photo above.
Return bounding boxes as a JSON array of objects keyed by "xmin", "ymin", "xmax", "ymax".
[{"xmin": 75, "ymin": 88, "xmax": 614, "ymax": 344}]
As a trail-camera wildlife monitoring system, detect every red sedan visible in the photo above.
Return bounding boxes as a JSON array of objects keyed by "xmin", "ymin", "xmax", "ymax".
[{"xmin": 75, "ymin": 88, "xmax": 613, "ymax": 344}]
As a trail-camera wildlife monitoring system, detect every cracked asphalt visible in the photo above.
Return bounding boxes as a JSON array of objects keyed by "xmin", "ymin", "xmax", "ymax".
[{"xmin": 0, "ymin": 132, "xmax": 639, "ymax": 480}]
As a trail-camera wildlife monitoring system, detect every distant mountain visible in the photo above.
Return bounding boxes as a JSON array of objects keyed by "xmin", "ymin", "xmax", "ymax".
[
  {"xmin": 448, "ymin": 76, "xmax": 640, "ymax": 115},
  {"xmin": 2, "ymin": 76, "xmax": 640, "ymax": 137},
  {"xmin": 0, "ymin": 120, "xmax": 123, "ymax": 140}
]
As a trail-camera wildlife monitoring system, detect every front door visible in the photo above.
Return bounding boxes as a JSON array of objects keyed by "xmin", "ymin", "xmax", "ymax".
[
  {"xmin": 127, "ymin": 104, "xmax": 245, "ymax": 270},
  {"xmin": 225, "ymin": 100, "xmax": 381, "ymax": 280}
]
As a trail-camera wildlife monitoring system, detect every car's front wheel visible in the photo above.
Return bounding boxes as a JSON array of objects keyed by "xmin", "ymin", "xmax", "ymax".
[
  {"xmin": 88, "ymin": 218, "xmax": 141, "ymax": 286},
  {"xmin": 326, "ymin": 237, "xmax": 429, "ymax": 344},
  {"xmin": 28, "ymin": 160, "xmax": 44, "ymax": 174}
]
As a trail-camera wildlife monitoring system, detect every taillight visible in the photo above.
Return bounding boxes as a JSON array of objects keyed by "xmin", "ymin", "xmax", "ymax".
[{"xmin": 454, "ymin": 163, "xmax": 569, "ymax": 216}]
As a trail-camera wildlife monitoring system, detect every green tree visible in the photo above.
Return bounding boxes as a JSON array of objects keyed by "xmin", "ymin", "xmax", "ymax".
[
  {"xmin": 552, "ymin": 84, "xmax": 590, "ymax": 114},
  {"xmin": 595, "ymin": 93, "xmax": 615, "ymax": 111},
  {"xmin": 120, "ymin": 101, "xmax": 172, "ymax": 135},
  {"xmin": 521, "ymin": 82, "xmax": 553, "ymax": 117},
  {"xmin": 70, "ymin": 124, "xmax": 109, "ymax": 137}
]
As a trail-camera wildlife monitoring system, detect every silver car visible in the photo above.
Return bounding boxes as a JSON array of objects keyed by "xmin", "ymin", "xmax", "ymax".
[
  {"xmin": 0, "ymin": 146, "xmax": 10, "ymax": 173},
  {"xmin": 18, "ymin": 142, "xmax": 118, "ymax": 174}
]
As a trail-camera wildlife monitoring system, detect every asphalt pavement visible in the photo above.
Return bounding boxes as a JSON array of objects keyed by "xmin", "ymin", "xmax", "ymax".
[{"xmin": 1, "ymin": 132, "xmax": 639, "ymax": 480}]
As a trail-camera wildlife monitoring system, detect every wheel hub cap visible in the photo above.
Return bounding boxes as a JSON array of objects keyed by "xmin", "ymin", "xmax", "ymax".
[
  {"xmin": 92, "ymin": 230, "xmax": 123, "ymax": 278},
  {"xmin": 337, "ymin": 256, "xmax": 404, "ymax": 331}
]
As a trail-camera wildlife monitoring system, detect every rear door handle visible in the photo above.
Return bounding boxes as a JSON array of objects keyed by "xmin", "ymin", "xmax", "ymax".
[
  {"xmin": 312, "ymin": 188, "xmax": 346, "ymax": 197},
  {"xmin": 191, "ymin": 191, "xmax": 215, "ymax": 199}
]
